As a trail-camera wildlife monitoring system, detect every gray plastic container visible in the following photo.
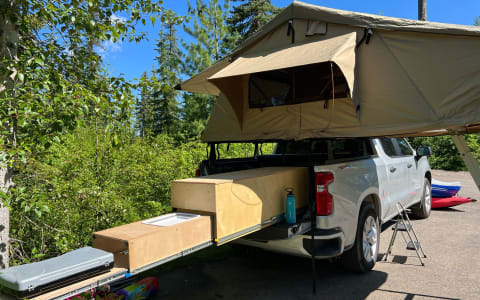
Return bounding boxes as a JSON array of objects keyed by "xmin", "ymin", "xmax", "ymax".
[{"xmin": 0, "ymin": 247, "xmax": 113, "ymax": 298}]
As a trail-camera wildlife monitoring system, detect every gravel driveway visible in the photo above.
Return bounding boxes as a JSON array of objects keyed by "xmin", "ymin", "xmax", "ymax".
[{"xmin": 153, "ymin": 170, "xmax": 480, "ymax": 300}]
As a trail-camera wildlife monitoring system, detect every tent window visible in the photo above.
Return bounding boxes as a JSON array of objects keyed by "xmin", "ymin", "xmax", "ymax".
[{"xmin": 248, "ymin": 62, "xmax": 349, "ymax": 108}]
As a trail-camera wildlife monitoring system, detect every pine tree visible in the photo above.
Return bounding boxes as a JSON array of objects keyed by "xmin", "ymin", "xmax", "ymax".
[
  {"xmin": 181, "ymin": 0, "xmax": 232, "ymax": 139},
  {"xmin": 152, "ymin": 16, "xmax": 182, "ymax": 136},
  {"xmin": 227, "ymin": 0, "xmax": 280, "ymax": 46},
  {"xmin": 136, "ymin": 72, "xmax": 155, "ymax": 137}
]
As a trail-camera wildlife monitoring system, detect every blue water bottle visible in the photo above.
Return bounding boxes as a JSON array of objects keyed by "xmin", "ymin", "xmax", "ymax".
[{"xmin": 285, "ymin": 188, "xmax": 296, "ymax": 224}]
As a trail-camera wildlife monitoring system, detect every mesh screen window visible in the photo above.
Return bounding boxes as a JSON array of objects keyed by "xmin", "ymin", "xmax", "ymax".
[{"xmin": 248, "ymin": 62, "xmax": 349, "ymax": 108}]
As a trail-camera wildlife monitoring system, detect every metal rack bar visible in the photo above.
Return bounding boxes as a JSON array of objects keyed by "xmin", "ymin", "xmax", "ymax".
[
  {"xmin": 128, "ymin": 240, "xmax": 214, "ymax": 276},
  {"xmin": 29, "ymin": 268, "xmax": 128, "ymax": 300},
  {"xmin": 216, "ymin": 214, "xmax": 284, "ymax": 245}
]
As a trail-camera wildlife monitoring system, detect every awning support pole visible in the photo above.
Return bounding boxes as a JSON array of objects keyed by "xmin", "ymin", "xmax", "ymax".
[{"xmin": 452, "ymin": 135, "xmax": 480, "ymax": 192}]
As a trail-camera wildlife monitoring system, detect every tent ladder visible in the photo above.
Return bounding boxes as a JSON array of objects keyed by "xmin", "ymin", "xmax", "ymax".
[{"xmin": 452, "ymin": 135, "xmax": 480, "ymax": 192}]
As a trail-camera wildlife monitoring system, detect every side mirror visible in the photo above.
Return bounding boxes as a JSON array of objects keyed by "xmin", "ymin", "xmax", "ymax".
[{"xmin": 416, "ymin": 146, "xmax": 432, "ymax": 157}]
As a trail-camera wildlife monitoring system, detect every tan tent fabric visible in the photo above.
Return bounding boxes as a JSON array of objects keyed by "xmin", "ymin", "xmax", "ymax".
[{"xmin": 179, "ymin": 1, "xmax": 480, "ymax": 142}]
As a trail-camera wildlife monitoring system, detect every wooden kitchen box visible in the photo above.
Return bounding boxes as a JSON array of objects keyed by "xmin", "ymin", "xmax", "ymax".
[
  {"xmin": 171, "ymin": 167, "xmax": 309, "ymax": 243},
  {"xmin": 93, "ymin": 213, "xmax": 212, "ymax": 271}
]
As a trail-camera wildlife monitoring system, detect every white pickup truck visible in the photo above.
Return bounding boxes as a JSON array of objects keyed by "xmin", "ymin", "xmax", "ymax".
[{"xmin": 199, "ymin": 137, "xmax": 432, "ymax": 272}]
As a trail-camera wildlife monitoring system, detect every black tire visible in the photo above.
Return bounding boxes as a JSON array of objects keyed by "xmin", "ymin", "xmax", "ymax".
[
  {"xmin": 411, "ymin": 178, "xmax": 432, "ymax": 219},
  {"xmin": 340, "ymin": 203, "xmax": 380, "ymax": 273}
]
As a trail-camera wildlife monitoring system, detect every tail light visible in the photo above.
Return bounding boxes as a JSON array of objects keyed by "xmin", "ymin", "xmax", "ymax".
[
  {"xmin": 195, "ymin": 169, "xmax": 201, "ymax": 177},
  {"xmin": 315, "ymin": 172, "xmax": 334, "ymax": 215}
]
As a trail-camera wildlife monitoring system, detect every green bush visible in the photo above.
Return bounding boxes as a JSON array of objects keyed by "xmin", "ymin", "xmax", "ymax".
[
  {"xmin": 6, "ymin": 127, "xmax": 206, "ymax": 264},
  {"xmin": 4, "ymin": 127, "xmax": 273, "ymax": 264},
  {"xmin": 408, "ymin": 134, "xmax": 480, "ymax": 171}
]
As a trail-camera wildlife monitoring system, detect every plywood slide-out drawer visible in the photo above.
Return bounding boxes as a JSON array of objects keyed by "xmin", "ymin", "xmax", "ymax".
[
  {"xmin": 93, "ymin": 213, "xmax": 212, "ymax": 271},
  {"xmin": 171, "ymin": 167, "xmax": 309, "ymax": 243}
]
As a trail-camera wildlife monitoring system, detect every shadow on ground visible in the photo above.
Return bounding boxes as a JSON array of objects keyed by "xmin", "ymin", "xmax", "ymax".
[{"xmin": 151, "ymin": 245, "xmax": 387, "ymax": 300}]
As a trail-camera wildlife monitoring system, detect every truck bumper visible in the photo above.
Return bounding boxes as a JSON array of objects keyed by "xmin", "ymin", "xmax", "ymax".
[
  {"xmin": 302, "ymin": 228, "xmax": 344, "ymax": 257},
  {"xmin": 235, "ymin": 228, "xmax": 345, "ymax": 259}
]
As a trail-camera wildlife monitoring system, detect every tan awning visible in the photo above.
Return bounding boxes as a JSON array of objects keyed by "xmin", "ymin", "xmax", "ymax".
[
  {"xmin": 209, "ymin": 32, "xmax": 356, "ymax": 95},
  {"xmin": 397, "ymin": 124, "xmax": 480, "ymax": 137},
  {"xmin": 176, "ymin": 59, "xmax": 228, "ymax": 96}
]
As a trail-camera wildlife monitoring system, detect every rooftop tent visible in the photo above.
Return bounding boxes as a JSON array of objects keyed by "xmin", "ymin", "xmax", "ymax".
[{"xmin": 177, "ymin": 1, "xmax": 480, "ymax": 142}]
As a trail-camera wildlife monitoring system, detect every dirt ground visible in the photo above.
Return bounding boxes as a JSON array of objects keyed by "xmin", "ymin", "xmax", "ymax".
[{"xmin": 152, "ymin": 170, "xmax": 480, "ymax": 300}]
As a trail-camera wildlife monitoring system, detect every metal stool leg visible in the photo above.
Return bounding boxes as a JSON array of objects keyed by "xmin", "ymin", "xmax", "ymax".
[
  {"xmin": 384, "ymin": 203, "xmax": 427, "ymax": 266},
  {"xmin": 384, "ymin": 219, "xmax": 399, "ymax": 261}
]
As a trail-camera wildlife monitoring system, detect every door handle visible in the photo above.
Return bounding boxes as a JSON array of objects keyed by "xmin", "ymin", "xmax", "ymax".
[
  {"xmin": 407, "ymin": 163, "xmax": 413, "ymax": 168},
  {"xmin": 389, "ymin": 166, "xmax": 396, "ymax": 173}
]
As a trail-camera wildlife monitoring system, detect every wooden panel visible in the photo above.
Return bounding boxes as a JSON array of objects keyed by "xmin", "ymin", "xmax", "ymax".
[
  {"xmin": 92, "ymin": 235, "xmax": 129, "ymax": 268},
  {"xmin": 93, "ymin": 216, "xmax": 212, "ymax": 270},
  {"xmin": 176, "ymin": 209, "xmax": 218, "ymax": 239},
  {"xmin": 171, "ymin": 181, "xmax": 217, "ymax": 213},
  {"xmin": 171, "ymin": 167, "xmax": 309, "ymax": 240}
]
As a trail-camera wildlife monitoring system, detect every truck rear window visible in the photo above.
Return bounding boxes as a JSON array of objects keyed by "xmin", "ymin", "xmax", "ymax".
[{"xmin": 332, "ymin": 139, "xmax": 367, "ymax": 159}]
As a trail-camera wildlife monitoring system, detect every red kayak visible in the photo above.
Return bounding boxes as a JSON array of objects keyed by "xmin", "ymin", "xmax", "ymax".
[{"xmin": 431, "ymin": 196, "xmax": 474, "ymax": 209}]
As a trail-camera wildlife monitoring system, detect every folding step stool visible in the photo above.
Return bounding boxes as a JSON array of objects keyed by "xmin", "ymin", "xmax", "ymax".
[{"xmin": 384, "ymin": 203, "xmax": 427, "ymax": 266}]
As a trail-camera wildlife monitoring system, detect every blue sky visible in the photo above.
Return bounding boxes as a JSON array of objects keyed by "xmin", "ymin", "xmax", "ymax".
[{"xmin": 101, "ymin": 0, "xmax": 480, "ymax": 83}]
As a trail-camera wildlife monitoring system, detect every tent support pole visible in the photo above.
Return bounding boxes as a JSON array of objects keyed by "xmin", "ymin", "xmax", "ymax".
[
  {"xmin": 452, "ymin": 135, "xmax": 480, "ymax": 192},
  {"xmin": 418, "ymin": 0, "xmax": 427, "ymax": 21}
]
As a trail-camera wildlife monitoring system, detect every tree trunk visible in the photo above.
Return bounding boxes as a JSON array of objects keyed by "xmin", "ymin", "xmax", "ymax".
[
  {"xmin": 0, "ymin": 0, "xmax": 20, "ymax": 269},
  {"xmin": 418, "ymin": 0, "xmax": 427, "ymax": 21},
  {"xmin": 0, "ymin": 207, "xmax": 9, "ymax": 269}
]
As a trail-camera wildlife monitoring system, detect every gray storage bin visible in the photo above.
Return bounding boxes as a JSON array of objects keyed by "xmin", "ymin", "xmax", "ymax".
[{"xmin": 0, "ymin": 246, "xmax": 113, "ymax": 298}]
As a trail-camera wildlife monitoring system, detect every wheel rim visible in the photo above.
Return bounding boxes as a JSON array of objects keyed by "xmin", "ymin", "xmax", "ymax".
[
  {"xmin": 424, "ymin": 183, "xmax": 431, "ymax": 213},
  {"xmin": 362, "ymin": 215, "xmax": 378, "ymax": 263}
]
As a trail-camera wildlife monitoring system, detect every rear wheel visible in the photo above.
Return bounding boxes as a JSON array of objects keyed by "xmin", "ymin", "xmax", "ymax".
[
  {"xmin": 411, "ymin": 178, "xmax": 431, "ymax": 219},
  {"xmin": 340, "ymin": 203, "xmax": 379, "ymax": 273}
]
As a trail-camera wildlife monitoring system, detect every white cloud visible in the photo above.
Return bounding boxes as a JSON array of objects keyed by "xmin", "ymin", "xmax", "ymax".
[
  {"xmin": 101, "ymin": 39, "xmax": 122, "ymax": 53},
  {"xmin": 96, "ymin": 38, "xmax": 123, "ymax": 59},
  {"xmin": 110, "ymin": 13, "xmax": 127, "ymax": 24},
  {"xmin": 65, "ymin": 48, "xmax": 74, "ymax": 57},
  {"xmin": 94, "ymin": 13, "xmax": 127, "ymax": 58}
]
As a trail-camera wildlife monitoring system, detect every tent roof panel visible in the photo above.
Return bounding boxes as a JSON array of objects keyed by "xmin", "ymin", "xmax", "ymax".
[{"xmin": 236, "ymin": 1, "xmax": 480, "ymax": 57}]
